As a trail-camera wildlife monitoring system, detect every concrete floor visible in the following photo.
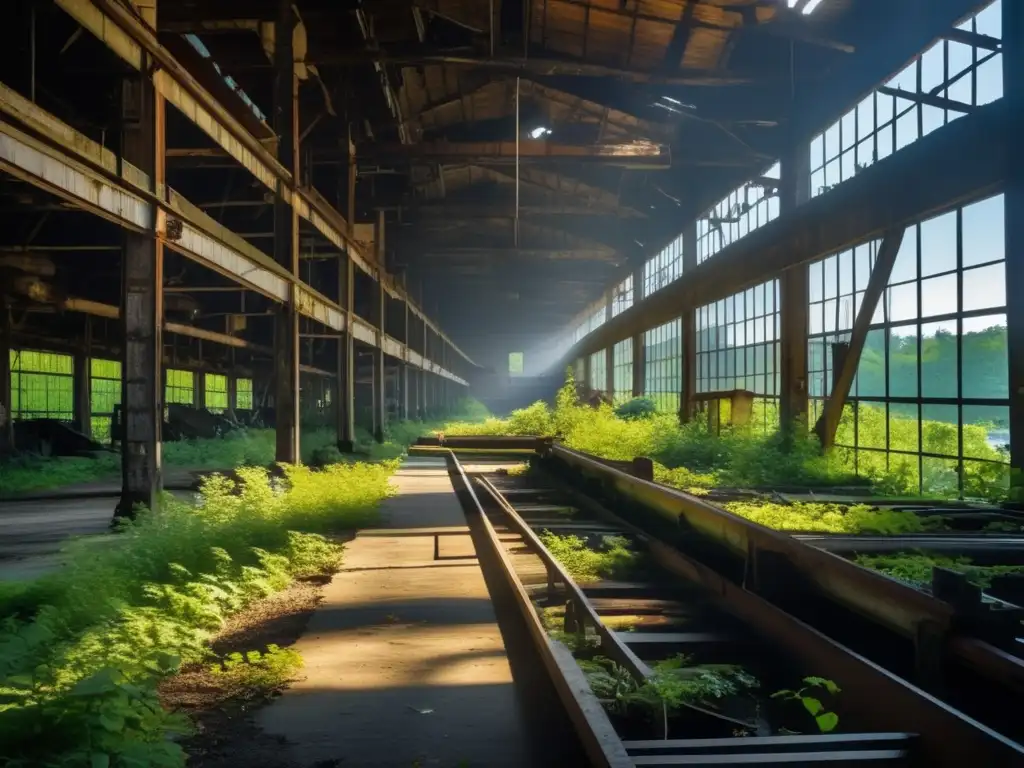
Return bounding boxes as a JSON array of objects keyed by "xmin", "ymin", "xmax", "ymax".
[
  {"xmin": 0, "ymin": 486, "xmax": 196, "ymax": 581},
  {"xmin": 258, "ymin": 456, "xmax": 586, "ymax": 768}
]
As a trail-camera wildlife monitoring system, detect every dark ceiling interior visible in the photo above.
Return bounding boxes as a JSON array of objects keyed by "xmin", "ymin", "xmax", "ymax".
[{"xmin": 0, "ymin": 0, "xmax": 990, "ymax": 375}]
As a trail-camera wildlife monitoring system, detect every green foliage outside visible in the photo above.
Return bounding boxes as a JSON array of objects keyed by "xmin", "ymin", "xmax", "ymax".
[
  {"xmin": 0, "ymin": 397, "xmax": 488, "ymax": 496},
  {"xmin": 0, "ymin": 461, "xmax": 397, "ymax": 767},
  {"xmin": 442, "ymin": 370, "xmax": 1010, "ymax": 501},
  {"xmin": 854, "ymin": 552, "xmax": 1024, "ymax": 589}
]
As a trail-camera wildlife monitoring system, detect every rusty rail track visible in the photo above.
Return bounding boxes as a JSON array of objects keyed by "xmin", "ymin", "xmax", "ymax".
[
  {"xmin": 536, "ymin": 443, "xmax": 1024, "ymax": 711},
  {"xmin": 442, "ymin": 447, "xmax": 1024, "ymax": 767}
]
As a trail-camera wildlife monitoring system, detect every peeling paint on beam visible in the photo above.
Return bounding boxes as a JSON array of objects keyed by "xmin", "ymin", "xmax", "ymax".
[{"xmin": 0, "ymin": 120, "xmax": 150, "ymax": 232}]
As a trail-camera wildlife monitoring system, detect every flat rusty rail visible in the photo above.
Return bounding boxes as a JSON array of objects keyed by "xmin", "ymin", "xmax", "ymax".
[
  {"xmin": 444, "ymin": 449, "xmax": 632, "ymax": 768},
  {"xmin": 541, "ymin": 443, "xmax": 1024, "ymax": 706},
  {"xmin": 462, "ymin": 453, "xmax": 1024, "ymax": 766}
]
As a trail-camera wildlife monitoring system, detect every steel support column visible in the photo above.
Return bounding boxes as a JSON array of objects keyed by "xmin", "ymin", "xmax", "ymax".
[
  {"xmin": 0, "ymin": 301, "xmax": 12, "ymax": 454},
  {"xmin": 371, "ymin": 213, "xmax": 386, "ymax": 442},
  {"xmin": 814, "ymin": 230, "xmax": 906, "ymax": 451},
  {"xmin": 337, "ymin": 251, "xmax": 356, "ymax": 451},
  {"xmin": 273, "ymin": 1, "xmax": 300, "ymax": 463},
  {"xmin": 680, "ymin": 223, "xmax": 698, "ymax": 422},
  {"xmin": 115, "ymin": 22, "xmax": 163, "ymax": 519},
  {"xmin": 631, "ymin": 262, "xmax": 645, "ymax": 397},
  {"xmin": 1005, "ymin": 0, "xmax": 1024, "ymax": 479},
  {"xmin": 604, "ymin": 288, "xmax": 615, "ymax": 400},
  {"xmin": 73, "ymin": 351, "xmax": 90, "ymax": 436},
  {"xmin": 193, "ymin": 370, "xmax": 205, "ymax": 410},
  {"xmin": 227, "ymin": 375, "xmax": 237, "ymax": 419},
  {"xmin": 401, "ymin": 293, "xmax": 410, "ymax": 420},
  {"xmin": 779, "ymin": 140, "xmax": 812, "ymax": 436}
]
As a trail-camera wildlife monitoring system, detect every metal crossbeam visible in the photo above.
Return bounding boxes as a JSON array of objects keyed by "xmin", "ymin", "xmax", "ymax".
[
  {"xmin": 52, "ymin": 0, "xmax": 474, "ymax": 369},
  {"xmin": 0, "ymin": 105, "xmax": 468, "ymax": 385}
]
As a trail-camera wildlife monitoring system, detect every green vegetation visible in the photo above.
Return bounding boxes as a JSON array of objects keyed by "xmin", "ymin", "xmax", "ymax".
[
  {"xmin": 771, "ymin": 677, "xmax": 841, "ymax": 733},
  {"xmin": 0, "ymin": 397, "xmax": 488, "ymax": 496},
  {"xmin": 0, "ymin": 453, "xmax": 120, "ymax": 496},
  {"xmin": 207, "ymin": 644, "xmax": 304, "ymax": 701},
  {"xmin": 538, "ymin": 532, "xmax": 643, "ymax": 582},
  {"xmin": 722, "ymin": 501, "xmax": 945, "ymax": 534},
  {"xmin": 443, "ymin": 370, "xmax": 1010, "ymax": 501},
  {"xmin": 855, "ymin": 552, "xmax": 1024, "ymax": 589},
  {"xmin": 578, "ymin": 654, "xmax": 759, "ymax": 721},
  {"xmin": 0, "ymin": 461, "xmax": 396, "ymax": 767}
]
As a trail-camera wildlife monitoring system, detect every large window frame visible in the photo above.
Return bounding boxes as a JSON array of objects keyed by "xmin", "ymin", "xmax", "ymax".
[
  {"xmin": 643, "ymin": 320, "xmax": 682, "ymax": 413},
  {"xmin": 643, "ymin": 235, "xmax": 684, "ymax": 296},
  {"xmin": 697, "ymin": 163, "xmax": 781, "ymax": 264},
  {"xmin": 810, "ymin": 1, "xmax": 1002, "ymax": 200},
  {"xmin": 808, "ymin": 193, "xmax": 1009, "ymax": 498},
  {"xmin": 613, "ymin": 339, "xmax": 633, "ymax": 403},
  {"xmin": 9, "ymin": 350, "xmax": 74, "ymax": 422}
]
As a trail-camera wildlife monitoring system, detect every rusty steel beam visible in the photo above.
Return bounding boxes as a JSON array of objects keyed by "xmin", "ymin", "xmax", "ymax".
[
  {"xmin": 359, "ymin": 140, "xmax": 671, "ymax": 168},
  {"xmin": 403, "ymin": 202, "xmax": 646, "ymax": 218},
  {"xmin": 53, "ymin": 0, "xmax": 475, "ymax": 370},
  {"xmin": 562, "ymin": 100, "xmax": 1006, "ymax": 366},
  {"xmin": 419, "ymin": 248, "xmax": 621, "ymax": 262},
  {"xmin": 0, "ymin": 87, "xmax": 468, "ymax": 385},
  {"xmin": 296, "ymin": 47, "xmax": 762, "ymax": 86},
  {"xmin": 813, "ymin": 229, "xmax": 905, "ymax": 451}
]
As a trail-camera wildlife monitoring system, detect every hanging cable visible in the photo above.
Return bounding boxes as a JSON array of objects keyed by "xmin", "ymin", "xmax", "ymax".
[{"xmin": 512, "ymin": 76, "xmax": 520, "ymax": 247}]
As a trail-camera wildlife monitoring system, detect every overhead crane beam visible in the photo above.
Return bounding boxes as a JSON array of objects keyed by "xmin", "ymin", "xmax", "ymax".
[
  {"xmin": 0, "ymin": 87, "xmax": 467, "ymax": 386},
  {"xmin": 357, "ymin": 140, "xmax": 671, "ymax": 169},
  {"xmin": 52, "ymin": 0, "xmax": 475, "ymax": 371}
]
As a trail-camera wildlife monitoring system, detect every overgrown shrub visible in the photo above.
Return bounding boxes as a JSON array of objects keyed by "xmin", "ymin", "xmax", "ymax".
[
  {"xmin": 614, "ymin": 397, "xmax": 658, "ymax": 421},
  {"xmin": 0, "ymin": 461, "xmax": 396, "ymax": 767}
]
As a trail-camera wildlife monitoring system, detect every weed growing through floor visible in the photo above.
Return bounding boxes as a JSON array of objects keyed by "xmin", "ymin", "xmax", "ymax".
[
  {"xmin": 578, "ymin": 654, "xmax": 759, "ymax": 722},
  {"xmin": 855, "ymin": 552, "xmax": 1024, "ymax": 589},
  {"xmin": 771, "ymin": 677, "xmax": 841, "ymax": 733},
  {"xmin": 722, "ymin": 501, "xmax": 946, "ymax": 534},
  {"xmin": 538, "ymin": 531, "xmax": 643, "ymax": 582},
  {"xmin": 208, "ymin": 644, "xmax": 304, "ymax": 700},
  {"xmin": 0, "ymin": 460, "xmax": 396, "ymax": 767}
]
